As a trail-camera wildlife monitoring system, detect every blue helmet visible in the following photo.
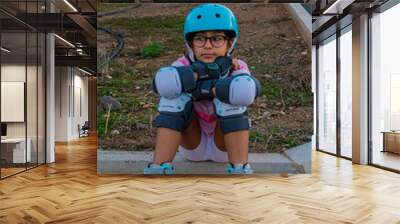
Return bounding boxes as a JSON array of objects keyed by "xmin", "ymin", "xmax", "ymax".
[{"xmin": 183, "ymin": 4, "xmax": 239, "ymax": 61}]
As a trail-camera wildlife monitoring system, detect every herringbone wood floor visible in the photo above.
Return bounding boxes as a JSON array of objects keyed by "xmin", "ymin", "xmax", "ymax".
[{"xmin": 1, "ymin": 135, "xmax": 399, "ymax": 224}]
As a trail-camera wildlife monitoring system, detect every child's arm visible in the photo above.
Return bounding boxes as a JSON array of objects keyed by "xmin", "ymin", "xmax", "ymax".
[
  {"xmin": 232, "ymin": 59, "xmax": 240, "ymax": 71},
  {"xmin": 231, "ymin": 58, "xmax": 251, "ymax": 76},
  {"xmin": 153, "ymin": 56, "xmax": 235, "ymax": 99},
  {"xmin": 152, "ymin": 57, "xmax": 219, "ymax": 99}
]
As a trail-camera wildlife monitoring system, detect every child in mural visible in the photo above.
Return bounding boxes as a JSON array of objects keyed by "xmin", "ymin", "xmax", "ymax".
[{"xmin": 144, "ymin": 3, "xmax": 262, "ymax": 174}]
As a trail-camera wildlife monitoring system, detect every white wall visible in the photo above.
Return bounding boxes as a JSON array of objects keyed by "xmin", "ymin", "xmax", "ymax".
[
  {"xmin": 73, "ymin": 72, "xmax": 89, "ymax": 138},
  {"xmin": 1, "ymin": 82, "xmax": 25, "ymax": 122},
  {"xmin": 54, "ymin": 67, "xmax": 89, "ymax": 141},
  {"xmin": 1, "ymin": 65, "xmax": 26, "ymax": 129},
  {"xmin": 55, "ymin": 66, "xmax": 69, "ymax": 141}
]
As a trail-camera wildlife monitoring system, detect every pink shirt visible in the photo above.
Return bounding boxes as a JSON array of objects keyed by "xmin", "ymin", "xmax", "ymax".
[{"xmin": 171, "ymin": 56, "xmax": 251, "ymax": 135}]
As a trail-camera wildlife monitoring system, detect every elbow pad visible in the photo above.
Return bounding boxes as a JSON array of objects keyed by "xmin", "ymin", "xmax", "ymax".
[
  {"xmin": 152, "ymin": 66, "xmax": 197, "ymax": 98},
  {"xmin": 215, "ymin": 74, "xmax": 262, "ymax": 106}
]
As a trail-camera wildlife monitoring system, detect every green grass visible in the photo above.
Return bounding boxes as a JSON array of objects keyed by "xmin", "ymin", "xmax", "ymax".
[
  {"xmin": 100, "ymin": 16, "xmax": 184, "ymax": 32},
  {"xmin": 252, "ymin": 63, "xmax": 281, "ymax": 77},
  {"xmin": 99, "ymin": 16, "xmax": 185, "ymax": 57},
  {"xmin": 98, "ymin": 3, "xmax": 131, "ymax": 13},
  {"xmin": 262, "ymin": 82, "xmax": 282, "ymax": 100},
  {"xmin": 269, "ymin": 127, "xmax": 280, "ymax": 135},
  {"xmin": 250, "ymin": 131, "xmax": 268, "ymax": 144},
  {"xmin": 141, "ymin": 42, "xmax": 165, "ymax": 58},
  {"xmin": 250, "ymin": 127, "xmax": 280, "ymax": 145},
  {"xmin": 268, "ymin": 17, "xmax": 292, "ymax": 24},
  {"xmin": 284, "ymin": 135, "xmax": 299, "ymax": 148},
  {"xmin": 124, "ymin": 48, "xmax": 137, "ymax": 58},
  {"xmin": 260, "ymin": 81, "xmax": 312, "ymax": 106},
  {"xmin": 97, "ymin": 111, "xmax": 123, "ymax": 137},
  {"xmin": 97, "ymin": 86, "xmax": 113, "ymax": 97},
  {"xmin": 249, "ymin": 127, "xmax": 305, "ymax": 151},
  {"xmin": 286, "ymin": 90, "xmax": 313, "ymax": 106},
  {"xmin": 166, "ymin": 35, "xmax": 185, "ymax": 53},
  {"xmin": 118, "ymin": 95, "xmax": 142, "ymax": 110}
]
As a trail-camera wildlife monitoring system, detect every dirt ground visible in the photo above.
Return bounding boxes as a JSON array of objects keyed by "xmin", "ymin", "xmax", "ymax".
[{"xmin": 97, "ymin": 3, "xmax": 313, "ymax": 153}]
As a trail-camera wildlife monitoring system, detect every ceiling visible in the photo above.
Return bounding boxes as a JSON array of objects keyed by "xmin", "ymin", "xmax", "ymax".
[
  {"xmin": 0, "ymin": 0, "xmax": 97, "ymax": 74},
  {"xmin": 311, "ymin": 0, "xmax": 390, "ymax": 43}
]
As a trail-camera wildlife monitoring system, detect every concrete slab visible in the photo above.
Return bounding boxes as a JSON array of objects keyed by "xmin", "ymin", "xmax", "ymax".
[
  {"xmin": 281, "ymin": 142, "xmax": 312, "ymax": 173},
  {"xmin": 97, "ymin": 142, "xmax": 311, "ymax": 175}
]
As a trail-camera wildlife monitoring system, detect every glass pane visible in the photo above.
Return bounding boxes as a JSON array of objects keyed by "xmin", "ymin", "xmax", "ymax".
[
  {"xmin": 1, "ymin": 0, "xmax": 46, "ymax": 178},
  {"xmin": 1, "ymin": 30, "xmax": 27, "ymax": 177},
  {"xmin": 371, "ymin": 4, "xmax": 400, "ymax": 171},
  {"xmin": 340, "ymin": 27, "xmax": 352, "ymax": 158},
  {"xmin": 317, "ymin": 35, "xmax": 337, "ymax": 154}
]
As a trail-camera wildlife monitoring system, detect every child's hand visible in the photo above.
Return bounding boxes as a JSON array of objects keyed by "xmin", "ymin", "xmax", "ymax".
[{"xmin": 232, "ymin": 58, "xmax": 240, "ymax": 70}]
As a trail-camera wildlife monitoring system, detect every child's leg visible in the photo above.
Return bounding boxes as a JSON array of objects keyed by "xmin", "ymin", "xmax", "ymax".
[
  {"xmin": 180, "ymin": 116, "xmax": 201, "ymax": 150},
  {"xmin": 212, "ymin": 74, "xmax": 261, "ymax": 173},
  {"xmin": 214, "ymin": 122, "xmax": 249, "ymax": 164},
  {"xmin": 225, "ymin": 130, "xmax": 249, "ymax": 164},
  {"xmin": 153, "ymin": 115, "xmax": 201, "ymax": 164},
  {"xmin": 153, "ymin": 128, "xmax": 181, "ymax": 165},
  {"xmin": 151, "ymin": 93, "xmax": 195, "ymax": 165}
]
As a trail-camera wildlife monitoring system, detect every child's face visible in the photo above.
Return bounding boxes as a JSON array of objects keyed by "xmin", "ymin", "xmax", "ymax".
[{"xmin": 191, "ymin": 31, "xmax": 232, "ymax": 63}]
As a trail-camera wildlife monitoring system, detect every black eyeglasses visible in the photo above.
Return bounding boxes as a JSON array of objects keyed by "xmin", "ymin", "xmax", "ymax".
[{"xmin": 192, "ymin": 35, "xmax": 228, "ymax": 48}]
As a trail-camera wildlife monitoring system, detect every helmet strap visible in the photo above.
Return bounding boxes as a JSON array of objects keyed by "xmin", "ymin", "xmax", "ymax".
[{"xmin": 184, "ymin": 53, "xmax": 194, "ymax": 64}]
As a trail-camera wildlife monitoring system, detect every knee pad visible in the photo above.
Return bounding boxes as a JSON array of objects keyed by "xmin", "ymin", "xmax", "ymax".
[
  {"xmin": 152, "ymin": 66, "xmax": 197, "ymax": 98},
  {"xmin": 155, "ymin": 94, "xmax": 193, "ymax": 132},
  {"xmin": 213, "ymin": 98, "xmax": 251, "ymax": 134},
  {"xmin": 215, "ymin": 74, "xmax": 262, "ymax": 106}
]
